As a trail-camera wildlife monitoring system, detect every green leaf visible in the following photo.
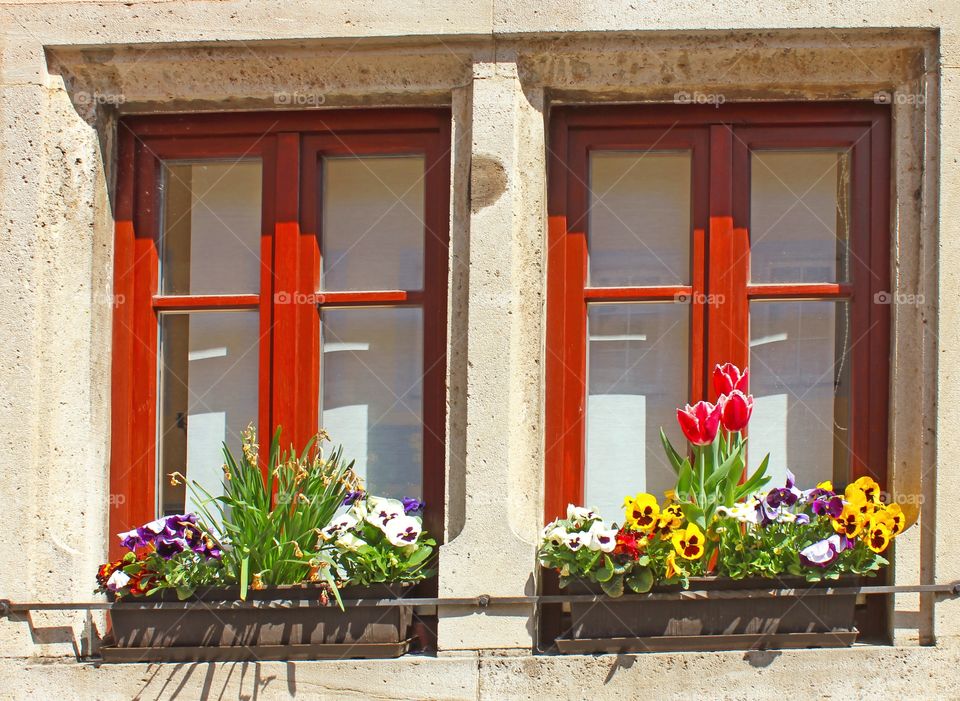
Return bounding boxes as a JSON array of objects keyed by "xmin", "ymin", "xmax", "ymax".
[
  {"xmin": 677, "ymin": 459, "xmax": 693, "ymax": 499},
  {"xmin": 599, "ymin": 574, "xmax": 625, "ymax": 598},
  {"xmin": 626, "ymin": 567, "xmax": 654, "ymax": 593},
  {"xmin": 176, "ymin": 586, "xmax": 195, "ymax": 601},
  {"xmin": 660, "ymin": 428, "xmax": 685, "ymax": 474},
  {"xmin": 240, "ymin": 556, "xmax": 249, "ymax": 601},
  {"xmin": 679, "ymin": 502, "xmax": 705, "ymax": 529},
  {"xmin": 735, "ymin": 454, "xmax": 771, "ymax": 500},
  {"xmin": 594, "ymin": 555, "xmax": 615, "ymax": 583}
]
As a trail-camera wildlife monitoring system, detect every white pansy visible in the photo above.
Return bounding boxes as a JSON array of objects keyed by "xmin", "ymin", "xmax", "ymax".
[
  {"xmin": 543, "ymin": 526, "xmax": 568, "ymax": 546},
  {"xmin": 106, "ymin": 569, "xmax": 131, "ymax": 592},
  {"xmin": 336, "ymin": 532, "xmax": 368, "ymax": 552},
  {"xmin": 566, "ymin": 504, "xmax": 598, "ymax": 523},
  {"xmin": 320, "ymin": 513, "xmax": 358, "ymax": 540},
  {"xmin": 366, "ymin": 497, "xmax": 405, "ymax": 528},
  {"xmin": 383, "ymin": 515, "xmax": 422, "ymax": 547},
  {"xmin": 564, "ymin": 531, "xmax": 590, "ymax": 552},
  {"xmin": 587, "ymin": 521, "xmax": 618, "ymax": 553}
]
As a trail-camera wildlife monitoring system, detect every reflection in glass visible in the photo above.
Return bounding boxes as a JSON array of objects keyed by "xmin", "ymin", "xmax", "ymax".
[
  {"xmin": 158, "ymin": 311, "xmax": 260, "ymax": 515},
  {"xmin": 588, "ymin": 151, "xmax": 691, "ymax": 287},
  {"xmin": 160, "ymin": 160, "xmax": 262, "ymax": 295},
  {"xmin": 749, "ymin": 300, "xmax": 851, "ymax": 487},
  {"xmin": 320, "ymin": 306, "xmax": 423, "ymax": 498},
  {"xmin": 750, "ymin": 150, "xmax": 850, "ymax": 284},
  {"xmin": 585, "ymin": 303, "xmax": 689, "ymax": 521},
  {"xmin": 322, "ymin": 156, "xmax": 425, "ymax": 292}
]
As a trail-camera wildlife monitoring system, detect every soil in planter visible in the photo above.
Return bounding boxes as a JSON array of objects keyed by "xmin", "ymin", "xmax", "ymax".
[
  {"xmin": 108, "ymin": 583, "xmax": 413, "ymax": 648},
  {"xmin": 567, "ymin": 577, "xmax": 857, "ymax": 639}
]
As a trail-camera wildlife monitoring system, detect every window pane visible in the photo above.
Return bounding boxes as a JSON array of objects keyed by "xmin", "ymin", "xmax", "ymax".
[
  {"xmin": 585, "ymin": 303, "xmax": 689, "ymax": 521},
  {"xmin": 158, "ymin": 311, "xmax": 260, "ymax": 515},
  {"xmin": 750, "ymin": 150, "xmax": 851, "ymax": 284},
  {"xmin": 588, "ymin": 151, "xmax": 691, "ymax": 287},
  {"xmin": 320, "ymin": 307, "xmax": 423, "ymax": 498},
  {"xmin": 160, "ymin": 160, "xmax": 262, "ymax": 295},
  {"xmin": 321, "ymin": 156, "xmax": 425, "ymax": 292},
  {"xmin": 749, "ymin": 300, "xmax": 851, "ymax": 488}
]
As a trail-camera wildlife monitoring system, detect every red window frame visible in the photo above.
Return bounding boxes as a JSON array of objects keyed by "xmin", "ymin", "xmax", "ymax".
[
  {"xmin": 545, "ymin": 102, "xmax": 891, "ymax": 521},
  {"xmin": 110, "ymin": 109, "xmax": 450, "ymax": 559}
]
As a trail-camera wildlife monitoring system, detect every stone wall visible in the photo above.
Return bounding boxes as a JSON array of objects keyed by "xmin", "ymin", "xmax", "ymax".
[{"xmin": 0, "ymin": 1, "xmax": 957, "ymax": 698}]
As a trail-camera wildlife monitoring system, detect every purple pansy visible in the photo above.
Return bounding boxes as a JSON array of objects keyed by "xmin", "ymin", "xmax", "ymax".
[
  {"xmin": 342, "ymin": 490, "xmax": 365, "ymax": 506},
  {"xmin": 811, "ymin": 495, "xmax": 844, "ymax": 518},
  {"xmin": 401, "ymin": 497, "xmax": 425, "ymax": 514},
  {"xmin": 799, "ymin": 534, "xmax": 851, "ymax": 568}
]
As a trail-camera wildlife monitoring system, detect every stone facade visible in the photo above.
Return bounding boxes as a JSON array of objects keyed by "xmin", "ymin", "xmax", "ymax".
[{"xmin": 0, "ymin": 1, "xmax": 957, "ymax": 698}]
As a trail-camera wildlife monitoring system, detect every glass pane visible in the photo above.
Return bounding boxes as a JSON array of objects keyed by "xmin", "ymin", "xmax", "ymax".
[
  {"xmin": 321, "ymin": 156, "xmax": 425, "ymax": 291},
  {"xmin": 158, "ymin": 311, "xmax": 260, "ymax": 515},
  {"xmin": 585, "ymin": 303, "xmax": 689, "ymax": 522},
  {"xmin": 588, "ymin": 151, "xmax": 691, "ymax": 287},
  {"xmin": 749, "ymin": 300, "xmax": 851, "ymax": 488},
  {"xmin": 750, "ymin": 150, "xmax": 851, "ymax": 283},
  {"xmin": 160, "ymin": 160, "xmax": 262, "ymax": 295},
  {"xmin": 320, "ymin": 307, "xmax": 423, "ymax": 498}
]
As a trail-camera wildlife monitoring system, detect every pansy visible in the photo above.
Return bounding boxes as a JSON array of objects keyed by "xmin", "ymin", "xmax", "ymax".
[
  {"xmin": 564, "ymin": 531, "xmax": 590, "ymax": 552},
  {"xmin": 671, "ymin": 523, "xmax": 706, "ymax": 560},
  {"xmin": 664, "ymin": 550, "xmax": 686, "ymax": 579},
  {"xmin": 155, "ymin": 535, "xmax": 187, "ymax": 560},
  {"xmin": 623, "ymin": 493, "xmax": 660, "ymax": 531},
  {"xmin": 566, "ymin": 504, "xmax": 598, "ymax": 524},
  {"xmin": 654, "ymin": 503, "xmax": 684, "ymax": 536},
  {"xmin": 832, "ymin": 502, "xmax": 866, "ymax": 538},
  {"xmin": 336, "ymin": 532, "xmax": 368, "ymax": 552},
  {"xmin": 613, "ymin": 529, "xmax": 641, "ymax": 559},
  {"xmin": 882, "ymin": 503, "xmax": 906, "ymax": 535},
  {"xmin": 766, "ymin": 470, "xmax": 802, "ymax": 508},
  {"xmin": 320, "ymin": 513, "xmax": 358, "ymax": 541},
  {"xmin": 383, "ymin": 515, "xmax": 422, "ymax": 547},
  {"xmin": 118, "ymin": 528, "xmax": 147, "ymax": 551},
  {"xmin": 366, "ymin": 497, "xmax": 405, "ymax": 528},
  {"xmin": 799, "ymin": 534, "xmax": 848, "ymax": 568},
  {"xmin": 402, "ymin": 497, "xmax": 425, "ymax": 514},
  {"xmin": 587, "ymin": 522, "xmax": 618, "ymax": 553},
  {"xmin": 845, "ymin": 476, "xmax": 882, "ymax": 505},
  {"xmin": 342, "ymin": 490, "xmax": 365, "ymax": 506},
  {"xmin": 865, "ymin": 521, "xmax": 892, "ymax": 554},
  {"xmin": 542, "ymin": 525, "xmax": 568, "ymax": 546},
  {"xmin": 810, "ymin": 494, "xmax": 844, "ymax": 518},
  {"xmin": 106, "ymin": 569, "xmax": 131, "ymax": 592}
]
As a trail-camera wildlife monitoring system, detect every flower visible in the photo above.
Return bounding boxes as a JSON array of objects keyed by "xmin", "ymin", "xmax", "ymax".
[
  {"xmin": 665, "ymin": 550, "xmax": 686, "ymax": 579},
  {"xmin": 320, "ymin": 513, "xmax": 358, "ymax": 541},
  {"xmin": 654, "ymin": 503, "xmax": 684, "ymax": 537},
  {"xmin": 366, "ymin": 497, "xmax": 405, "ymax": 528},
  {"xmin": 155, "ymin": 535, "xmax": 187, "ymax": 560},
  {"xmin": 106, "ymin": 569, "xmax": 131, "ymax": 592},
  {"xmin": 118, "ymin": 528, "xmax": 147, "ymax": 551},
  {"xmin": 564, "ymin": 531, "xmax": 590, "ymax": 552},
  {"xmin": 587, "ymin": 522, "xmax": 618, "ymax": 553},
  {"xmin": 542, "ymin": 525, "xmax": 568, "ymax": 546},
  {"xmin": 882, "ymin": 503, "xmax": 906, "ymax": 535},
  {"xmin": 566, "ymin": 504, "xmax": 597, "ymax": 524},
  {"xmin": 402, "ymin": 497, "xmax": 425, "ymax": 514},
  {"xmin": 676, "ymin": 401, "xmax": 722, "ymax": 446},
  {"xmin": 336, "ymin": 532, "xmax": 368, "ymax": 552},
  {"xmin": 613, "ymin": 528, "xmax": 641, "ymax": 559},
  {"xmin": 832, "ymin": 501, "xmax": 866, "ymax": 538},
  {"xmin": 671, "ymin": 523, "xmax": 706, "ymax": 560},
  {"xmin": 810, "ymin": 494, "xmax": 844, "ymax": 518},
  {"xmin": 865, "ymin": 520, "xmax": 892, "ymax": 554},
  {"xmin": 623, "ymin": 493, "xmax": 660, "ymax": 531},
  {"xmin": 713, "ymin": 363, "xmax": 749, "ymax": 396},
  {"xmin": 846, "ymin": 476, "xmax": 882, "ymax": 505},
  {"xmin": 799, "ymin": 534, "xmax": 849, "ymax": 568},
  {"xmin": 719, "ymin": 390, "xmax": 754, "ymax": 432},
  {"xmin": 383, "ymin": 515, "xmax": 422, "ymax": 547},
  {"xmin": 342, "ymin": 490, "xmax": 365, "ymax": 506}
]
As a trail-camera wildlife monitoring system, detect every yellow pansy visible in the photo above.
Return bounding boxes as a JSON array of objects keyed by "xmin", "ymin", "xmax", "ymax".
[
  {"xmin": 845, "ymin": 476, "xmax": 882, "ymax": 505},
  {"xmin": 665, "ymin": 550, "xmax": 686, "ymax": 579},
  {"xmin": 865, "ymin": 521, "xmax": 892, "ymax": 554},
  {"xmin": 671, "ymin": 523, "xmax": 706, "ymax": 560},
  {"xmin": 832, "ymin": 501, "xmax": 866, "ymax": 538},
  {"xmin": 881, "ymin": 503, "xmax": 906, "ymax": 535},
  {"xmin": 624, "ymin": 493, "xmax": 660, "ymax": 531}
]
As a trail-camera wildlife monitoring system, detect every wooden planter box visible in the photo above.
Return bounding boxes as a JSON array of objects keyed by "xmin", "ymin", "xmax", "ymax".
[
  {"xmin": 558, "ymin": 577, "xmax": 858, "ymax": 653},
  {"xmin": 101, "ymin": 583, "xmax": 413, "ymax": 662}
]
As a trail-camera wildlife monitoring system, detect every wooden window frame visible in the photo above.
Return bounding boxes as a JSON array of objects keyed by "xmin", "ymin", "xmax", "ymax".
[
  {"xmin": 545, "ymin": 102, "xmax": 891, "ymax": 521},
  {"xmin": 110, "ymin": 109, "xmax": 451, "ymax": 558}
]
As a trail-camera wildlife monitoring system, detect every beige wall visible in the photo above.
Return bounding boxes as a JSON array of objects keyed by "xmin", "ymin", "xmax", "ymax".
[{"xmin": 0, "ymin": 1, "xmax": 956, "ymax": 698}]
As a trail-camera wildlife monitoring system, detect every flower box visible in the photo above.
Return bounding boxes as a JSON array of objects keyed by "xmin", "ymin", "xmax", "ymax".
[
  {"xmin": 560, "ymin": 576, "xmax": 857, "ymax": 652},
  {"xmin": 101, "ymin": 583, "xmax": 413, "ymax": 662}
]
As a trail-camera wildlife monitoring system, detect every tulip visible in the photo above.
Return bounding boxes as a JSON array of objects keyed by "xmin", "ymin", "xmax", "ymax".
[
  {"xmin": 719, "ymin": 390, "xmax": 754, "ymax": 432},
  {"xmin": 676, "ymin": 401, "xmax": 722, "ymax": 446},
  {"xmin": 713, "ymin": 363, "xmax": 749, "ymax": 397}
]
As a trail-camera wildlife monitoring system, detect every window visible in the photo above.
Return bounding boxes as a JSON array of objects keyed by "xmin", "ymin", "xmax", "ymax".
[
  {"xmin": 110, "ymin": 110, "xmax": 450, "ymax": 556},
  {"xmin": 546, "ymin": 103, "xmax": 890, "ymax": 523}
]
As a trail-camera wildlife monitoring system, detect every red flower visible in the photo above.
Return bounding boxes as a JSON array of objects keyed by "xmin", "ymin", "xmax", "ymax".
[
  {"xmin": 713, "ymin": 363, "xmax": 748, "ymax": 396},
  {"xmin": 677, "ymin": 401, "xmax": 722, "ymax": 446},
  {"xmin": 95, "ymin": 560, "xmax": 123, "ymax": 589},
  {"xmin": 719, "ymin": 390, "xmax": 754, "ymax": 432},
  {"xmin": 614, "ymin": 528, "xmax": 641, "ymax": 560}
]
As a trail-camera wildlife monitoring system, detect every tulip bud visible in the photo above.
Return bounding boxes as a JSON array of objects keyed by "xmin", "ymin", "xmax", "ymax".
[
  {"xmin": 676, "ymin": 400, "xmax": 722, "ymax": 446},
  {"xmin": 719, "ymin": 390, "xmax": 754, "ymax": 432},
  {"xmin": 713, "ymin": 363, "xmax": 749, "ymax": 397}
]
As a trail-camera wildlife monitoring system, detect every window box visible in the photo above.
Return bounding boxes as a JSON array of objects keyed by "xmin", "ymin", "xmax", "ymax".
[
  {"xmin": 556, "ymin": 576, "xmax": 857, "ymax": 653},
  {"xmin": 101, "ymin": 583, "xmax": 413, "ymax": 662}
]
